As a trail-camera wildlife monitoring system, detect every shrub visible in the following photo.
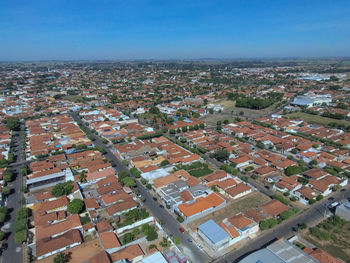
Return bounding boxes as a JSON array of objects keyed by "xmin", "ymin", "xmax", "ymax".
[
  {"xmin": 260, "ymin": 218, "xmax": 277, "ymax": 230},
  {"xmin": 53, "ymin": 253, "xmax": 68, "ymax": 263},
  {"xmin": 316, "ymin": 194, "xmax": 323, "ymax": 201},
  {"xmin": 176, "ymin": 216, "xmax": 184, "ymax": 223},
  {"xmin": 272, "ymin": 194, "xmax": 291, "ymax": 205},
  {"xmin": 309, "ymin": 198, "xmax": 316, "ymax": 205}
]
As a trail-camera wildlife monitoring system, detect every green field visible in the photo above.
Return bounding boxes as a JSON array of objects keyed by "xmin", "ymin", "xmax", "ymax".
[{"xmin": 285, "ymin": 112, "xmax": 350, "ymax": 127}]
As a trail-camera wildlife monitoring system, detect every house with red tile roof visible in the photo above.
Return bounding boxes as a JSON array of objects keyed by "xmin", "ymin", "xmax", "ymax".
[
  {"xmin": 225, "ymin": 183, "xmax": 252, "ymax": 199},
  {"xmin": 36, "ymin": 229, "xmax": 82, "ymax": 260},
  {"xmin": 261, "ymin": 200, "xmax": 289, "ymax": 218},
  {"xmin": 177, "ymin": 192, "xmax": 226, "ymax": 221}
]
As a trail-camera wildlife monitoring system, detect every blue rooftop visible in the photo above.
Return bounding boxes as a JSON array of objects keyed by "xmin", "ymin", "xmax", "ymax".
[{"xmin": 198, "ymin": 219, "xmax": 229, "ymax": 244}]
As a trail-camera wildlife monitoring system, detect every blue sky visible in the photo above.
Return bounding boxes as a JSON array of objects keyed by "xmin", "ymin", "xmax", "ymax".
[{"xmin": 1, "ymin": 0, "xmax": 350, "ymax": 60}]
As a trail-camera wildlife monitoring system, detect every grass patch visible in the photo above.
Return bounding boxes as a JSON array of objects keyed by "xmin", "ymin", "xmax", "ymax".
[
  {"xmin": 304, "ymin": 216, "xmax": 350, "ymax": 262},
  {"xmin": 177, "ymin": 162, "xmax": 213, "ymax": 177},
  {"xmin": 285, "ymin": 112, "xmax": 350, "ymax": 127}
]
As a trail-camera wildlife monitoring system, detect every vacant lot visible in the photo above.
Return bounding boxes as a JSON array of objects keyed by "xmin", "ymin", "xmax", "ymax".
[
  {"xmin": 285, "ymin": 112, "xmax": 350, "ymax": 127},
  {"xmin": 302, "ymin": 216, "xmax": 350, "ymax": 262},
  {"xmin": 187, "ymin": 192, "xmax": 271, "ymax": 230},
  {"xmin": 38, "ymin": 238, "xmax": 102, "ymax": 263},
  {"xmin": 203, "ymin": 99, "xmax": 279, "ymax": 126}
]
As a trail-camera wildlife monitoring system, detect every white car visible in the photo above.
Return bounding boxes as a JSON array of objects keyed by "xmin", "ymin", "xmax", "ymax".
[
  {"xmin": 196, "ymin": 243, "xmax": 203, "ymax": 250},
  {"xmin": 329, "ymin": 202, "xmax": 339, "ymax": 208}
]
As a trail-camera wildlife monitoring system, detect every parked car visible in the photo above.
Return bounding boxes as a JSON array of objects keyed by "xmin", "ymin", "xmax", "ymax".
[
  {"xmin": 329, "ymin": 202, "xmax": 339, "ymax": 208},
  {"xmin": 179, "ymin": 227, "xmax": 185, "ymax": 233},
  {"xmin": 196, "ymin": 243, "xmax": 203, "ymax": 250},
  {"xmin": 187, "ymin": 238, "xmax": 193, "ymax": 243},
  {"xmin": 159, "ymin": 205, "xmax": 164, "ymax": 208}
]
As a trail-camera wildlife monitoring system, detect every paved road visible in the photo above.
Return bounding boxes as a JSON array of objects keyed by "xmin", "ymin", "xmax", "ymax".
[
  {"xmin": 215, "ymin": 187, "xmax": 350, "ymax": 263},
  {"xmin": 71, "ymin": 112, "xmax": 211, "ymax": 263},
  {"xmin": 2, "ymin": 125, "xmax": 25, "ymax": 263}
]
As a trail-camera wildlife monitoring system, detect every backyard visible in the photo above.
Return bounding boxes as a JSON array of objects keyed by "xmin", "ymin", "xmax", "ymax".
[{"xmin": 39, "ymin": 238, "xmax": 102, "ymax": 263}]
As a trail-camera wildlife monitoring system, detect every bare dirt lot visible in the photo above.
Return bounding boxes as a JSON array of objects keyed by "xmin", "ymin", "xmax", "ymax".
[{"xmin": 187, "ymin": 192, "xmax": 271, "ymax": 231}]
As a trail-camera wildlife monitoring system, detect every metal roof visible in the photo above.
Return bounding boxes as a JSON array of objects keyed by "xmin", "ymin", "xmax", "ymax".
[{"xmin": 198, "ymin": 219, "xmax": 230, "ymax": 245}]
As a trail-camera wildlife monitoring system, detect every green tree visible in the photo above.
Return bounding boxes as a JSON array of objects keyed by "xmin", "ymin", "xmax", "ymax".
[
  {"xmin": 122, "ymin": 177, "xmax": 136, "ymax": 188},
  {"xmin": 284, "ymin": 166, "xmax": 301, "ymax": 176},
  {"xmin": 4, "ymin": 117, "xmax": 20, "ymax": 131},
  {"xmin": 14, "ymin": 229, "xmax": 27, "ymax": 243},
  {"xmin": 160, "ymin": 160, "xmax": 170, "ymax": 167},
  {"xmin": 149, "ymin": 106, "xmax": 160, "ymax": 114},
  {"xmin": 2, "ymin": 186, "xmax": 11, "ymax": 196},
  {"xmin": 67, "ymin": 199, "xmax": 85, "ymax": 214},
  {"xmin": 211, "ymin": 149, "xmax": 229, "ymax": 162},
  {"xmin": 130, "ymin": 167, "xmax": 141, "ymax": 178},
  {"xmin": 51, "ymin": 181, "xmax": 73, "ymax": 197}
]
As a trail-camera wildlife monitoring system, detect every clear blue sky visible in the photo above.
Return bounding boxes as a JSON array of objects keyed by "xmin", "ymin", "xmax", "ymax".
[{"xmin": 1, "ymin": 0, "xmax": 350, "ymax": 60}]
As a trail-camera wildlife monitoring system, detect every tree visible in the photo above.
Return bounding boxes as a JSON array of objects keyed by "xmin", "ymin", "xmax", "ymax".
[
  {"xmin": 149, "ymin": 106, "xmax": 160, "ymax": 114},
  {"xmin": 14, "ymin": 229, "xmax": 27, "ymax": 243},
  {"xmin": 130, "ymin": 167, "xmax": 141, "ymax": 178},
  {"xmin": 51, "ymin": 181, "xmax": 73, "ymax": 197},
  {"xmin": 2, "ymin": 186, "xmax": 11, "ymax": 196},
  {"xmin": 67, "ymin": 199, "xmax": 85, "ymax": 214},
  {"xmin": 4, "ymin": 117, "xmax": 20, "ymax": 131},
  {"xmin": 53, "ymin": 253, "xmax": 68, "ymax": 263},
  {"xmin": 181, "ymin": 126, "xmax": 188, "ymax": 132},
  {"xmin": 141, "ymin": 178, "xmax": 148, "ymax": 185},
  {"xmin": 284, "ymin": 166, "xmax": 301, "ymax": 176},
  {"xmin": 211, "ymin": 149, "xmax": 229, "ymax": 162},
  {"xmin": 256, "ymin": 141, "xmax": 265, "ymax": 149},
  {"xmin": 122, "ymin": 177, "xmax": 136, "ymax": 188},
  {"xmin": 160, "ymin": 160, "xmax": 170, "ymax": 167},
  {"xmin": 146, "ymin": 227, "xmax": 158, "ymax": 241},
  {"xmin": 122, "ymin": 232, "xmax": 135, "ymax": 244},
  {"xmin": 3, "ymin": 173, "xmax": 12, "ymax": 183}
]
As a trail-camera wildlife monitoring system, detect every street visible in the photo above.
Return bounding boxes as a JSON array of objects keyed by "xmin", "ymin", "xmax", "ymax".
[
  {"xmin": 72, "ymin": 111, "xmax": 350, "ymax": 263},
  {"xmin": 215, "ymin": 187, "xmax": 350, "ymax": 263},
  {"xmin": 70, "ymin": 112, "xmax": 211, "ymax": 263},
  {"xmin": 2, "ymin": 124, "xmax": 25, "ymax": 263}
]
